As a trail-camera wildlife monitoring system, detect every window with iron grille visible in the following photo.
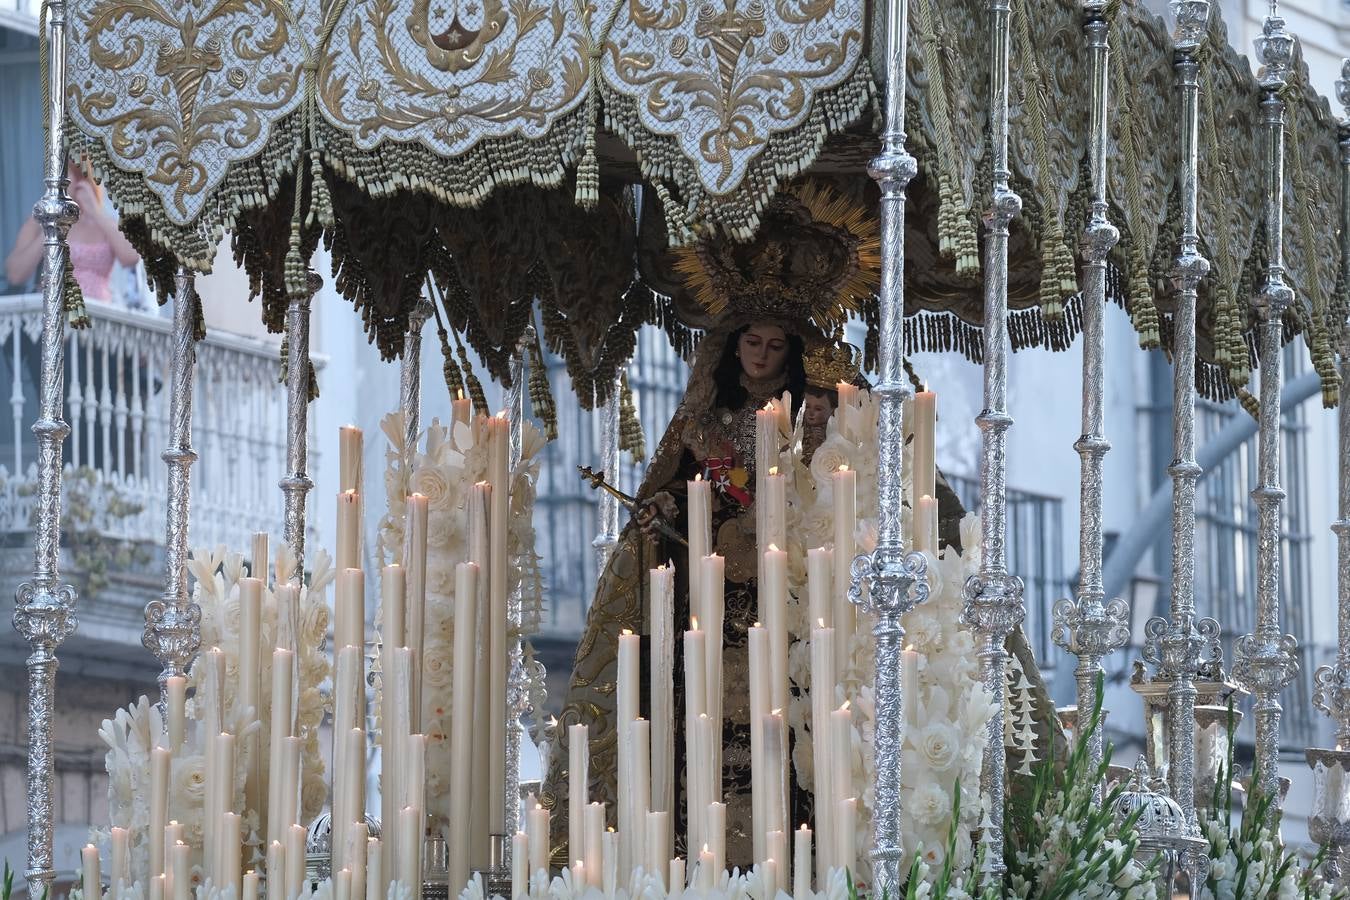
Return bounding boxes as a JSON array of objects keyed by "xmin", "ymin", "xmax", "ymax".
[
  {"xmin": 946, "ymin": 474, "xmax": 1070, "ymax": 669},
  {"xmin": 1146, "ymin": 347, "xmax": 1316, "ymax": 749}
]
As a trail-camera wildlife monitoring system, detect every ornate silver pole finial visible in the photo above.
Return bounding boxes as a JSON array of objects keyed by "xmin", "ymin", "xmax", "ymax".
[
  {"xmin": 1051, "ymin": 0, "xmax": 1129, "ymax": 804},
  {"xmin": 1313, "ymin": 58, "xmax": 1350, "ymax": 756},
  {"xmin": 1141, "ymin": 0, "xmax": 1214, "ymax": 888},
  {"xmin": 1232, "ymin": 4, "xmax": 1299, "ymax": 805},
  {"xmin": 855, "ymin": 0, "xmax": 930, "ymax": 896},
  {"xmin": 15, "ymin": 0, "xmax": 80, "ymax": 889},
  {"xmin": 960, "ymin": 0, "xmax": 1025, "ymax": 885},
  {"xmin": 143, "ymin": 270, "xmax": 203, "ymax": 691},
  {"xmin": 279, "ymin": 272, "xmax": 322, "ymax": 571}
]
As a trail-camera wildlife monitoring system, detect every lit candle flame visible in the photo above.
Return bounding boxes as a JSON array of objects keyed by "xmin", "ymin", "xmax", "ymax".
[
  {"xmin": 691, "ymin": 616, "xmax": 700, "ymax": 630},
  {"xmin": 840, "ymin": 700, "xmax": 851, "ymax": 711},
  {"xmin": 767, "ymin": 543, "xmax": 781, "ymax": 553},
  {"xmin": 838, "ymin": 464, "xmax": 849, "ymax": 473},
  {"xmin": 768, "ymin": 466, "xmax": 779, "ymax": 476}
]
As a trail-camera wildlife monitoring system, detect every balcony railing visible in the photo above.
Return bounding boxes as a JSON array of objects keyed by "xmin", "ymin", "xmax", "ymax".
[{"xmin": 0, "ymin": 293, "xmax": 317, "ymax": 555}]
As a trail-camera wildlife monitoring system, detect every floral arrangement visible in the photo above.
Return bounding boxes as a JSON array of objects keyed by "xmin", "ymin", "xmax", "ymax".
[
  {"xmin": 780, "ymin": 390, "xmax": 997, "ymax": 884},
  {"xmin": 98, "ymin": 543, "xmax": 334, "ymax": 885},
  {"xmin": 375, "ymin": 410, "xmax": 548, "ymax": 825},
  {"xmin": 462, "ymin": 863, "xmax": 857, "ymax": 900},
  {"xmin": 1199, "ymin": 715, "xmax": 1345, "ymax": 900}
]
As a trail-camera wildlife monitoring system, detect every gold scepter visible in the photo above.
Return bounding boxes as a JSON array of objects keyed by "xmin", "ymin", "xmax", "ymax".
[{"xmin": 577, "ymin": 465, "xmax": 688, "ymax": 548}]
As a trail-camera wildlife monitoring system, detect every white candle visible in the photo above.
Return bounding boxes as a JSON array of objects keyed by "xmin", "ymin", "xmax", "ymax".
[
  {"xmin": 649, "ymin": 565, "xmax": 675, "ymax": 819},
  {"xmin": 583, "ymin": 803, "xmax": 604, "ymax": 881},
  {"xmin": 705, "ymin": 802, "xmax": 725, "ymax": 880},
  {"xmin": 150, "ymin": 875, "xmax": 165, "ymax": 900},
  {"xmin": 830, "ymin": 705, "xmax": 853, "ymax": 825},
  {"xmin": 761, "ymin": 857, "xmax": 779, "ymax": 900},
  {"xmin": 367, "ymin": 836, "xmax": 383, "ymax": 900},
  {"xmin": 286, "ymin": 824, "xmax": 306, "ymax": 900},
  {"xmin": 274, "ymin": 585, "xmax": 299, "ymax": 655},
  {"xmin": 204, "ymin": 647, "xmax": 226, "ymax": 735},
  {"xmin": 836, "ymin": 799, "xmax": 857, "ymax": 877},
  {"xmin": 700, "ymin": 554, "xmax": 725, "ymax": 805},
  {"xmin": 630, "ymin": 718, "xmax": 651, "ymax": 874},
  {"xmin": 809, "ymin": 625, "xmax": 835, "ymax": 879},
  {"xmin": 687, "ymin": 477, "xmax": 711, "ymax": 628},
  {"xmin": 527, "ymin": 805, "xmax": 550, "ymax": 877},
  {"xmin": 806, "ymin": 549, "xmax": 832, "ymax": 630},
  {"xmin": 221, "ymin": 812, "xmax": 242, "ymax": 896},
  {"xmin": 763, "ymin": 714, "xmax": 787, "ymax": 850},
  {"xmin": 469, "ymin": 482, "xmax": 492, "ymax": 865},
  {"xmin": 162, "ymin": 823, "xmax": 183, "ymax": 877},
  {"xmin": 763, "ymin": 468, "xmax": 786, "ymax": 553},
  {"xmin": 915, "ymin": 494, "xmax": 939, "ymax": 555},
  {"xmin": 404, "ymin": 493, "xmax": 429, "ymax": 732},
  {"xmin": 337, "ymin": 491, "xmax": 362, "ymax": 572},
  {"xmin": 488, "ymin": 414, "xmax": 510, "ymax": 835},
  {"xmin": 697, "ymin": 847, "xmax": 715, "ymax": 890},
  {"xmin": 339, "ymin": 425, "xmax": 363, "ymax": 493},
  {"xmin": 266, "ymin": 842, "xmax": 284, "ymax": 900},
  {"xmin": 342, "ymin": 728, "xmax": 366, "ymax": 875},
  {"xmin": 511, "ymin": 832, "xmax": 528, "ymax": 900},
  {"xmin": 601, "ymin": 830, "xmax": 618, "ymax": 900},
  {"xmin": 397, "ymin": 806, "xmax": 421, "ymax": 894},
  {"xmin": 347, "ymin": 823, "xmax": 368, "ymax": 900},
  {"xmin": 381, "ymin": 564, "xmax": 407, "ymax": 650},
  {"xmin": 334, "ymin": 869, "xmax": 351, "ymax": 900},
  {"xmin": 835, "ymin": 383, "xmax": 858, "ymax": 440},
  {"xmin": 267, "ymin": 649, "xmax": 295, "ymax": 849},
  {"xmin": 150, "ymin": 746, "xmax": 169, "ymax": 878},
  {"xmin": 767, "ymin": 830, "xmax": 788, "ymax": 897},
  {"xmin": 793, "ymin": 826, "xmax": 812, "ymax": 900},
  {"xmin": 669, "ymin": 858, "xmax": 685, "ymax": 893},
  {"xmin": 280, "ymin": 737, "xmax": 302, "ymax": 835},
  {"xmin": 82, "ymin": 844, "xmax": 101, "ymax": 900},
  {"xmin": 682, "ymin": 625, "xmax": 706, "ymax": 853},
  {"xmin": 110, "ymin": 826, "xmax": 129, "ymax": 895},
  {"xmin": 170, "ymin": 842, "xmax": 189, "ymax": 900},
  {"xmin": 336, "ymin": 568, "xmax": 365, "ymax": 653},
  {"xmin": 380, "ymin": 568, "xmax": 408, "ymax": 878},
  {"xmin": 617, "ymin": 630, "xmax": 640, "ymax": 876},
  {"xmin": 239, "ymin": 578, "xmax": 263, "ymax": 818},
  {"xmin": 164, "ymin": 676, "xmax": 186, "ymax": 753},
  {"xmin": 747, "ymin": 625, "xmax": 768, "ymax": 866},
  {"xmin": 832, "ymin": 466, "xmax": 856, "ymax": 667},
  {"xmin": 243, "ymin": 871, "xmax": 259, "ymax": 900},
  {"xmin": 645, "ymin": 811, "xmax": 669, "ymax": 887},
  {"xmin": 332, "ymin": 646, "xmax": 361, "ymax": 869},
  {"xmin": 449, "ymin": 562, "xmax": 478, "ymax": 897},
  {"xmin": 571, "ymin": 861, "xmax": 587, "ymax": 890},
  {"xmin": 912, "ymin": 388, "xmax": 936, "ymax": 504},
  {"xmin": 763, "ymin": 547, "xmax": 789, "ymax": 716},
  {"xmin": 452, "ymin": 392, "xmax": 472, "ymax": 428},
  {"xmin": 213, "ymin": 733, "xmax": 237, "ymax": 877},
  {"xmin": 366, "ymin": 838, "xmax": 382, "ymax": 900}
]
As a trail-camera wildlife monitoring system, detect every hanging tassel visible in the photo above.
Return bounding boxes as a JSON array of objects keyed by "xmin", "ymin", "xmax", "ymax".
[
  {"xmin": 436, "ymin": 321, "xmax": 468, "ymax": 400},
  {"xmin": 618, "ymin": 370, "xmax": 645, "ymax": 461},
  {"xmin": 527, "ymin": 328, "xmax": 558, "ymax": 441},
  {"xmin": 306, "ymin": 151, "xmax": 334, "ymax": 229},
  {"xmin": 453, "ymin": 329, "xmax": 489, "ymax": 416},
  {"xmin": 63, "ymin": 259, "xmax": 90, "ymax": 329}
]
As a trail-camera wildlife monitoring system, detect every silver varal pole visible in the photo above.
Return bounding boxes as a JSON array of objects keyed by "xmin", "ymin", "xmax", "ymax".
[
  {"xmin": 279, "ymin": 273, "xmax": 321, "ymax": 570},
  {"xmin": 851, "ymin": 0, "xmax": 931, "ymax": 895},
  {"xmin": 13, "ymin": 0, "xmax": 79, "ymax": 891},
  {"xmin": 503, "ymin": 324, "xmax": 531, "ymax": 846},
  {"xmin": 1314, "ymin": 60, "xmax": 1350, "ymax": 752},
  {"xmin": 1233, "ymin": 6, "xmax": 1300, "ymax": 803},
  {"xmin": 142, "ymin": 270, "xmax": 203, "ymax": 689},
  {"xmin": 402, "ymin": 301, "xmax": 433, "ymax": 464},
  {"xmin": 1051, "ymin": 0, "xmax": 1130, "ymax": 802},
  {"xmin": 593, "ymin": 370, "xmax": 622, "ymax": 570},
  {"xmin": 1143, "ymin": 1, "xmax": 1216, "ymax": 887},
  {"xmin": 961, "ymin": 0, "xmax": 1025, "ymax": 885}
]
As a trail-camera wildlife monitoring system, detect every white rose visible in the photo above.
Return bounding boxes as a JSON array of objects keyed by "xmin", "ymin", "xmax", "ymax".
[
  {"xmin": 912, "ymin": 721, "xmax": 961, "ymax": 774},
  {"xmin": 422, "ymin": 640, "xmax": 453, "ymax": 691},
  {"xmin": 172, "ymin": 755, "xmax": 209, "ymax": 807},
  {"xmin": 411, "ymin": 464, "xmax": 455, "ymax": 512}
]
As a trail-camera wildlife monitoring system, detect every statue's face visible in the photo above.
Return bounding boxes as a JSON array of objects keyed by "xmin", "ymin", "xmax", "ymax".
[
  {"xmin": 738, "ymin": 324, "xmax": 789, "ymax": 380},
  {"xmin": 802, "ymin": 392, "xmax": 835, "ymax": 427}
]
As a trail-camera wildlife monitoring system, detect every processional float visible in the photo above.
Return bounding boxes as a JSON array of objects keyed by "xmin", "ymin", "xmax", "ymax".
[{"xmin": 14, "ymin": 0, "xmax": 1350, "ymax": 893}]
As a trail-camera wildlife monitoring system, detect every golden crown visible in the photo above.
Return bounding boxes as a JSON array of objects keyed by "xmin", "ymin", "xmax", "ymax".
[{"xmin": 804, "ymin": 342, "xmax": 861, "ymax": 390}]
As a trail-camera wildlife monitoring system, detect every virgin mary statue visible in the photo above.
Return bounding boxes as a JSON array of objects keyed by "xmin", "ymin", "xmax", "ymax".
[{"xmin": 541, "ymin": 182, "xmax": 1061, "ymax": 870}]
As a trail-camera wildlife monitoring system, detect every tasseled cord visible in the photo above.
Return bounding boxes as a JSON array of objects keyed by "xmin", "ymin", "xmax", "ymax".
[
  {"xmin": 528, "ymin": 326, "xmax": 558, "ymax": 441},
  {"xmin": 618, "ymin": 370, "xmax": 645, "ymax": 461},
  {"xmin": 573, "ymin": 0, "xmax": 627, "ymax": 209}
]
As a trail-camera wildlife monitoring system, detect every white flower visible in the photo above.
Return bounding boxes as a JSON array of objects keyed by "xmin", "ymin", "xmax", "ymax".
[
  {"xmin": 909, "ymin": 781, "xmax": 951, "ymax": 827},
  {"xmin": 422, "ymin": 640, "xmax": 453, "ymax": 691},
  {"xmin": 411, "ymin": 464, "xmax": 456, "ymax": 512},
  {"xmin": 910, "ymin": 721, "xmax": 961, "ymax": 774}
]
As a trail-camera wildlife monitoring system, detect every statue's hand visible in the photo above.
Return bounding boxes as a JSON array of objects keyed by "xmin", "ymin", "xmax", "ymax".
[{"xmin": 636, "ymin": 491, "xmax": 678, "ymax": 536}]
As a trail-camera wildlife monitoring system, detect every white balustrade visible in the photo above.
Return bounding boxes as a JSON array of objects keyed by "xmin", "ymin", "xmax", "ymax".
[{"xmin": 0, "ymin": 294, "xmax": 317, "ymax": 557}]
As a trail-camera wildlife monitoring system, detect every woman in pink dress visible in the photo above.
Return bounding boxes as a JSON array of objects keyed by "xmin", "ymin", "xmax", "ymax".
[{"xmin": 5, "ymin": 164, "xmax": 140, "ymax": 302}]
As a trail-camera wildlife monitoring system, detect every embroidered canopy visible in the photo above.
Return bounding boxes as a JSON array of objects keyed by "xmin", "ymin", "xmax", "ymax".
[{"xmin": 64, "ymin": 0, "xmax": 1347, "ymax": 406}]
